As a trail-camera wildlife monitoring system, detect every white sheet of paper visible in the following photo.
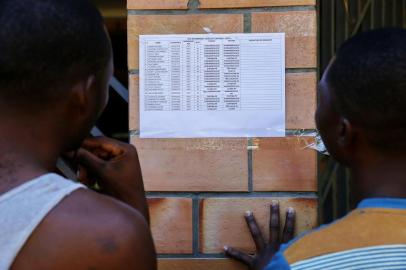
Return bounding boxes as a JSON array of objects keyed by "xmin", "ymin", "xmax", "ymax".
[{"xmin": 139, "ymin": 33, "xmax": 285, "ymax": 138}]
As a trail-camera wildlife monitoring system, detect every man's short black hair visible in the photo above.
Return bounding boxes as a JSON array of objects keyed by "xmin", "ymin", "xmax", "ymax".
[
  {"xmin": 327, "ymin": 27, "xmax": 406, "ymax": 149},
  {"xmin": 0, "ymin": 0, "xmax": 111, "ymax": 104}
]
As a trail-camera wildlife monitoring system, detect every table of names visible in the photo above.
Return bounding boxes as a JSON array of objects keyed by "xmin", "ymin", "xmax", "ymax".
[{"xmin": 139, "ymin": 33, "xmax": 285, "ymax": 138}]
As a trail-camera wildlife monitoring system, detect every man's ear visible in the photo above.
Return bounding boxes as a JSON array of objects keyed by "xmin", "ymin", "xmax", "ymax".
[
  {"xmin": 70, "ymin": 76, "xmax": 96, "ymax": 114},
  {"xmin": 338, "ymin": 118, "xmax": 354, "ymax": 147}
]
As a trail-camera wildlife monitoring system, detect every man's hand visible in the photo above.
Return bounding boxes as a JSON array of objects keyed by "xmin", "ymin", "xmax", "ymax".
[
  {"xmin": 70, "ymin": 137, "xmax": 149, "ymax": 223},
  {"xmin": 224, "ymin": 201, "xmax": 296, "ymax": 270}
]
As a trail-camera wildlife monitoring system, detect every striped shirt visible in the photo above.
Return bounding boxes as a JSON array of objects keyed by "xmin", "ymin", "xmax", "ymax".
[{"xmin": 265, "ymin": 198, "xmax": 406, "ymax": 270}]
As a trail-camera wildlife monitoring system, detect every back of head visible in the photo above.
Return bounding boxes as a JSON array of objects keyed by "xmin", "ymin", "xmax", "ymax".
[
  {"xmin": 0, "ymin": 0, "xmax": 111, "ymax": 107},
  {"xmin": 327, "ymin": 28, "xmax": 406, "ymax": 150}
]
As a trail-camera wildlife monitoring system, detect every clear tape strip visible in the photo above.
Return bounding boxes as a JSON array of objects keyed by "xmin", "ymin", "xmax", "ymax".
[
  {"xmin": 301, "ymin": 131, "xmax": 329, "ymax": 155},
  {"xmin": 131, "ymin": 129, "xmax": 329, "ymax": 155}
]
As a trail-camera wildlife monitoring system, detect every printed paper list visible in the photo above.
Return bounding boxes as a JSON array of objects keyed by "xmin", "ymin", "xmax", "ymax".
[{"xmin": 139, "ymin": 33, "xmax": 285, "ymax": 138}]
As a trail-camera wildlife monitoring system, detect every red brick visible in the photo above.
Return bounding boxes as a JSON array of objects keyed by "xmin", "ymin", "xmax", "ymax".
[
  {"xmin": 252, "ymin": 137, "xmax": 317, "ymax": 191},
  {"xmin": 128, "ymin": 14, "xmax": 244, "ymax": 70},
  {"xmin": 132, "ymin": 138, "xmax": 248, "ymax": 191},
  {"xmin": 129, "ymin": 75, "xmax": 139, "ymax": 131},
  {"xmin": 128, "ymin": 0, "xmax": 189, "ymax": 10},
  {"xmin": 252, "ymin": 11, "xmax": 317, "ymax": 68},
  {"xmin": 200, "ymin": 0, "xmax": 316, "ymax": 9},
  {"xmin": 158, "ymin": 258, "xmax": 248, "ymax": 270},
  {"xmin": 200, "ymin": 197, "xmax": 317, "ymax": 253},
  {"xmin": 286, "ymin": 72, "xmax": 317, "ymax": 129},
  {"xmin": 148, "ymin": 197, "xmax": 193, "ymax": 253}
]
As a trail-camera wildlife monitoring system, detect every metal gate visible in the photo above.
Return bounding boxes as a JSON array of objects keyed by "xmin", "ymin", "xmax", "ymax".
[{"xmin": 318, "ymin": 0, "xmax": 406, "ymax": 224}]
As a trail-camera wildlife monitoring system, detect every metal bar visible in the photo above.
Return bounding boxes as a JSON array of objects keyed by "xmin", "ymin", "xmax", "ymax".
[
  {"xmin": 370, "ymin": 0, "xmax": 375, "ymax": 29},
  {"xmin": 343, "ymin": 0, "xmax": 352, "ymax": 24},
  {"xmin": 345, "ymin": 167, "xmax": 351, "ymax": 212},
  {"xmin": 336, "ymin": 0, "xmax": 346, "ymax": 47},
  {"xmin": 382, "ymin": 0, "xmax": 386, "ymax": 26},
  {"xmin": 396, "ymin": 0, "xmax": 402, "ymax": 26},
  {"xmin": 331, "ymin": 0, "xmax": 336, "ymax": 54},
  {"xmin": 344, "ymin": 0, "xmax": 350, "ymax": 39},
  {"xmin": 320, "ymin": 168, "xmax": 335, "ymax": 204},
  {"xmin": 374, "ymin": 0, "xmax": 383, "ymax": 28},
  {"xmin": 320, "ymin": 163, "xmax": 337, "ymax": 223},
  {"xmin": 320, "ymin": 163, "xmax": 339, "ymax": 203},
  {"xmin": 319, "ymin": 157, "xmax": 336, "ymax": 193},
  {"xmin": 91, "ymin": 126, "xmax": 104, "ymax": 137},
  {"xmin": 352, "ymin": 0, "xmax": 372, "ymax": 36},
  {"xmin": 109, "ymin": 76, "xmax": 129, "ymax": 103},
  {"xmin": 358, "ymin": 0, "xmax": 362, "ymax": 17},
  {"xmin": 404, "ymin": 0, "xmax": 406, "ymax": 27},
  {"xmin": 56, "ymin": 158, "xmax": 77, "ymax": 181},
  {"xmin": 349, "ymin": 0, "xmax": 358, "ymax": 37},
  {"xmin": 332, "ymin": 169, "xmax": 338, "ymax": 220},
  {"xmin": 320, "ymin": 0, "xmax": 333, "ymax": 71},
  {"xmin": 318, "ymin": 157, "xmax": 337, "ymax": 224},
  {"xmin": 316, "ymin": 0, "xmax": 321, "ymax": 76}
]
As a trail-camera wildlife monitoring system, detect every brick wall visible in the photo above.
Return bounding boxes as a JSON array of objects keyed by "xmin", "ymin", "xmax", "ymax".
[{"xmin": 127, "ymin": 1, "xmax": 318, "ymax": 269}]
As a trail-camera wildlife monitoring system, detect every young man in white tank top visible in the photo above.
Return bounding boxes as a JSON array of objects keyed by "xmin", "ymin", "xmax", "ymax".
[{"xmin": 0, "ymin": 0, "xmax": 156, "ymax": 269}]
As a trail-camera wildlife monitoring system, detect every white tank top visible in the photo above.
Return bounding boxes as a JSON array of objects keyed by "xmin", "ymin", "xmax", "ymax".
[{"xmin": 0, "ymin": 173, "xmax": 85, "ymax": 269}]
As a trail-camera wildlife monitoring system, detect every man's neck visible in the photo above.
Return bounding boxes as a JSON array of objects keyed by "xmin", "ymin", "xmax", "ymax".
[
  {"xmin": 0, "ymin": 117, "xmax": 62, "ymax": 194},
  {"xmin": 351, "ymin": 154, "xmax": 406, "ymax": 204}
]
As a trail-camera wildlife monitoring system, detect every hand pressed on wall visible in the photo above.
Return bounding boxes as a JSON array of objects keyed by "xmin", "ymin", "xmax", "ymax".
[{"xmin": 224, "ymin": 201, "xmax": 296, "ymax": 270}]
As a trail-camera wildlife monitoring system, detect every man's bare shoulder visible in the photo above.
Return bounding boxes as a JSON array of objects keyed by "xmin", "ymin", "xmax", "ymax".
[{"xmin": 12, "ymin": 188, "xmax": 156, "ymax": 270}]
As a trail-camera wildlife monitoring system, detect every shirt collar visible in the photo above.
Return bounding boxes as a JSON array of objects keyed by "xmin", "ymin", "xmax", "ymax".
[{"xmin": 357, "ymin": 198, "xmax": 406, "ymax": 210}]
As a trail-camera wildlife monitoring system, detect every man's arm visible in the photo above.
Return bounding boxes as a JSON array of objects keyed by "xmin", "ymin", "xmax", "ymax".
[
  {"xmin": 14, "ymin": 136, "xmax": 157, "ymax": 269},
  {"xmin": 74, "ymin": 137, "xmax": 150, "ymax": 223},
  {"xmin": 12, "ymin": 189, "xmax": 157, "ymax": 270}
]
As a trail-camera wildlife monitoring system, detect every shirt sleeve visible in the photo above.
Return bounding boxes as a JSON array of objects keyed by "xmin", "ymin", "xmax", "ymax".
[
  {"xmin": 263, "ymin": 222, "xmax": 331, "ymax": 270},
  {"xmin": 263, "ymin": 248, "xmax": 291, "ymax": 270}
]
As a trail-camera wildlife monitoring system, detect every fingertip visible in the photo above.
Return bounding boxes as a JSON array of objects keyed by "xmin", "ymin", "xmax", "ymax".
[{"xmin": 244, "ymin": 211, "xmax": 253, "ymax": 218}]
